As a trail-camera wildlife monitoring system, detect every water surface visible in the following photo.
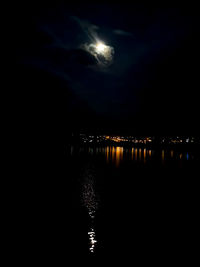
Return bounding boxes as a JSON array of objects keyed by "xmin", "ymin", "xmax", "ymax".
[{"xmin": 67, "ymin": 145, "xmax": 199, "ymax": 261}]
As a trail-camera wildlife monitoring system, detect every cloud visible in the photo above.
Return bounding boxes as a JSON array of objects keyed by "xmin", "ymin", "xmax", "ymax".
[
  {"xmin": 113, "ymin": 29, "xmax": 134, "ymax": 37},
  {"xmin": 70, "ymin": 48, "xmax": 98, "ymax": 66},
  {"xmin": 71, "ymin": 16, "xmax": 115, "ymax": 67},
  {"xmin": 70, "ymin": 16, "xmax": 99, "ymax": 43},
  {"xmin": 82, "ymin": 43, "xmax": 114, "ymax": 67}
]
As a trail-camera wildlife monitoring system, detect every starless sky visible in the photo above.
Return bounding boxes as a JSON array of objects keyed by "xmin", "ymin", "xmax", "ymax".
[{"xmin": 13, "ymin": 2, "xmax": 200, "ymax": 135}]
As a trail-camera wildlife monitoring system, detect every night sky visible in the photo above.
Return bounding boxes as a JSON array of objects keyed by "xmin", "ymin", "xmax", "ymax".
[
  {"xmin": 13, "ymin": 2, "xmax": 200, "ymax": 136},
  {"xmin": 9, "ymin": 3, "xmax": 200, "ymax": 261}
]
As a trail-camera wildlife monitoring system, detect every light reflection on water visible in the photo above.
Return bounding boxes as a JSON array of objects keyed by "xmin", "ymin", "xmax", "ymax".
[
  {"xmin": 88, "ymin": 227, "xmax": 97, "ymax": 253},
  {"xmin": 116, "ymin": 147, "xmax": 123, "ymax": 167},
  {"xmin": 162, "ymin": 150, "xmax": 165, "ymax": 162},
  {"xmin": 78, "ymin": 146, "xmax": 191, "ymax": 167},
  {"xmin": 135, "ymin": 148, "xmax": 138, "ymax": 161},
  {"xmin": 104, "ymin": 146, "xmax": 148, "ymax": 166},
  {"xmin": 81, "ymin": 164, "xmax": 98, "ymax": 254},
  {"xmin": 70, "ymin": 146, "xmax": 192, "ymax": 168},
  {"xmin": 144, "ymin": 148, "xmax": 146, "ymax": 164},
  {"xmin": 70, "ymin": 146, "xmax": 193, "ymax": 165}
]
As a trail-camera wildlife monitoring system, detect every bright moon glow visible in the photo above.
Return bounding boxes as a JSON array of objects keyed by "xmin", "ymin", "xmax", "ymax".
[
  {"xmin": 95, "ymin": 42, "xmax": 106, "ymax": 54},
  {"xmin": 83, "ymin": 40, "xmax": 114, "ymax": 66}
]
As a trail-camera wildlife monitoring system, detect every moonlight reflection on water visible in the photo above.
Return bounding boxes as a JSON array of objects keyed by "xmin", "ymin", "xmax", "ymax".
[{"xmin": 81, "ymin": 163, "xmax": 99, "ymax": 253}]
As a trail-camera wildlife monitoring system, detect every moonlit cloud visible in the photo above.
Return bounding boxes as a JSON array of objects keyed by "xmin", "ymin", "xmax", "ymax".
[
  {"xmin": 71, "ymin": 16, "xmax": 114, "ymax": 67},
  {"xmin": 70, "ymin": 16, "xmax": 99, "ymax": 43},
  {"xmin": 82, "ymin": 41, "xmax": 114, "ymax": 67}
]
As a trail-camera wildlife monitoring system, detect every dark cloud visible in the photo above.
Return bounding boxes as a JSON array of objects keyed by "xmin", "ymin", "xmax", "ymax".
[
  {"xmin": 70, "ymin": 16, "xmax": 100, "ymax": 43},
  {"xmin": 113, "ymin": 29, "xmax": 134, "ymax": 37},
  {"xmin": 69, "ymin": 49, "xmax": 98, "ymax": 66}
]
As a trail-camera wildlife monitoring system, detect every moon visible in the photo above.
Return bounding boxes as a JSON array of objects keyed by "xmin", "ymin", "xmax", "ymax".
[
  {"xmin": 82, "ymin": 40, "xmax": 114, "ymax": 66},
  {"xmin": 95, "ymin": 42, "xmax": 107, "ymax": 54}
]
